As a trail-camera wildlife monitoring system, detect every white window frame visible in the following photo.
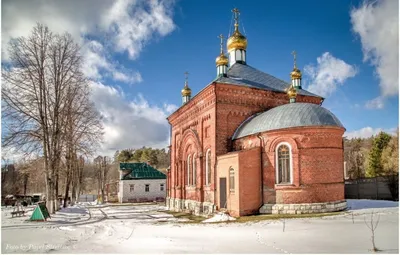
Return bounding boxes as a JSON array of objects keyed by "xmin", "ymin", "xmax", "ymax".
[
  {"xmin": 145, "ymin": 184, "xmax": 150, "ymax": 192},
  {"xmin": 275, "ymin": 142, "xmax": 293, "ymax": 184},
  {"xmin": 205, "ymin": 149, "xmax": 211, "ymax": 185},
  {"xmin": 187, "ymin": 155, "xmax": 191, "ymax": 186},
  {"xmin": 193, "ymin": 153, "xmax": 196, "ymax": 186}
]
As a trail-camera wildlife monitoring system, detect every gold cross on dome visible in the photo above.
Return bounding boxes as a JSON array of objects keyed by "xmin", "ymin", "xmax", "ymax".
[
  {"xmin": 291, "ymin": 50, "xmax": 297, "ymax": 68},
  {"xmin": 218, "ymin": 34, "xmax": 224, "ymax": 52},
  {"xmin": 184, "ymin": 71, "xmax": 189, "ymax": 83},
  {"xmin": 232, "ymin": 8, "xmax": 240, "ymax": 23}
]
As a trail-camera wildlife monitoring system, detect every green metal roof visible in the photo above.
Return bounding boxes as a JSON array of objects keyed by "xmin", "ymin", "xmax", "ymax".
[{"xmin": 119, "ymin": 163, "xmax": 166, "ymax": 180}]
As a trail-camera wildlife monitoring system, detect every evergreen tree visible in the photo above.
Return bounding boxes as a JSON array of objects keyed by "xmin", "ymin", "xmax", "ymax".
[
  {"xmin": 117, "ymin": 150, "xmax": 132, "ymax": 162},
  {"xmin": 381, "ymin": 129, "xmax": 399, "ymax": 174},
  {"xmin": 114, "ymin": 147, "xmax": 169, "ymax": 169},
  {"xmin": 132, "ymin": 149, "xmax": 143, "ymax": 162},
  {"xmin": 366, "ymin": 132, "xmax": 392, "ymax": 177}
]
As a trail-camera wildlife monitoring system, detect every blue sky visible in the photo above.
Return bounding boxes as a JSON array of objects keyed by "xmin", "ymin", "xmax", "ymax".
[{"xmin": 2, "ymin": 0, "xmax": 399, "ymax": 157}]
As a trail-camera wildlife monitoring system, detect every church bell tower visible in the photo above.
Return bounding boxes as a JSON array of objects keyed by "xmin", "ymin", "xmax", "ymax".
[
  {"xmin": 181, "ymin": 71, "xmax": 191, "ymax": 105},
  {"xmin": 227, "ymin": 8, "xmax": 248, "ymax": 66},
  {"xmin": 215, "ymin": 34, "xmax": 228, "ymax": 77}
]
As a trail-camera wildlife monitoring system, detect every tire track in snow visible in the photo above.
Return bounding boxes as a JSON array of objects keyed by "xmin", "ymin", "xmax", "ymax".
[{"xmin": 255, "ymin": 231, "xmax": 291, "ymax": 254}]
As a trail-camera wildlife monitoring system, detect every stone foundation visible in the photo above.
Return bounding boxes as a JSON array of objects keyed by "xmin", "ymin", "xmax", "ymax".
[
  {"xmin": 166, "ymin": 197, "xmax": 215, "ymax": 217},
  {"xmin": 259, "ymin": 200, "xmax": 347, "ymax": 214}
]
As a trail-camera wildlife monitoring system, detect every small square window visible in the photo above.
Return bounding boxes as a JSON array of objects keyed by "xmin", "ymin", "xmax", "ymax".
[
  {"xmin": 160, "ymin": 184, "xmax": 164, "ymax": 191},
  {"xmin": 145, "ymin": 184, "xmax": 150, "ymax": 192},
  {"xmin": 129, "ymin": 184, "xmax": 134, "ymax": 192}
]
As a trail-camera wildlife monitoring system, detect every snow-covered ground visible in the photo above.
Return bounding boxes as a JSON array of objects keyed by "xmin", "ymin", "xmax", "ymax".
[{"xmin": 1, "ymin": 200, "xmax": 398, "ymax": 254}]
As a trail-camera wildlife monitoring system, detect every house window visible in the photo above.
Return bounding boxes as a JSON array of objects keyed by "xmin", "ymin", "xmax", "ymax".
[
  {"xmin": 129, "ymin": 184, "xmax": 134, "ymax": 192},
  {"xmin": 145, "ymin": 184, "xmax": 150, "ymax": 192},
  {"xmin": 276, "ymin": 143, "xmax": 292, "ymax": 184},
  {"xmin": 193, "ymin": 154, "xmax": 196, "ymax": 186},
  {"xmin": 160, "ymin": 184, "xmax": 164, "ymax": 191},
  {"xmin": 206, "ymin": 149, "xmax": 211, "ymax": 185},
  {"xmin": 187, "ymin": 155, "xmax": 191, "ymax": 185},
  {"xmin": 229, "ymin": 167, "xmax": 235, "ymax": 192}
]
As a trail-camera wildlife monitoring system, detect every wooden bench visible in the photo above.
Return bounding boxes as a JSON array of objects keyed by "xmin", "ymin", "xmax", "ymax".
[{"xmin": 11, "ymin": 211, "xmax": 25, "ymax": 218}]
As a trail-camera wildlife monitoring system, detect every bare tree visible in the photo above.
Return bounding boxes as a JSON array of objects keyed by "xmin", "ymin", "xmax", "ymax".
[
  {"xmin": 364, "ymin": 211, "xmax": 380, "ymax": 252},
  {"xmin": 62, "ymin": 80, "xmax": 102, "ymax": 207},
  {"xmin": 94, "ymin": 156, "xmax": 110, "ymax": 204},
  {"xmin": 2, "ymin": 23, "xmax": 102, "ymax": 213}
]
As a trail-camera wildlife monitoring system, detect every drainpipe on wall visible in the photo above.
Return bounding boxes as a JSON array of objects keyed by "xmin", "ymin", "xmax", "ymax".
[
  {"xmin": 257, "ymin": 133, "xmax": 265, "ymax": 209},
  {"xmin": 212, "ymin": 82, "xmax": 217, "ymax": 210}
]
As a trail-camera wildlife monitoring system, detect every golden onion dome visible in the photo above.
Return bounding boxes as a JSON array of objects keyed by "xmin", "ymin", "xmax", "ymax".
[
  {"xmin": 227, "ymin": 27, "xmax": 247, "ymax": 52},
  {"xmin": 290, "ymin": 67, "xmax": 302, "ymax": 80},
  {"xmin": 287, "ymin": 85, "xmax": 297, "ymax": 99},
  {"xmin": 181, "ymin": 86, "xmax": 191, "ymax": 97},
  {"xmin": 216, "ymin": 53, "xmax": 229, "ymax": 66}
]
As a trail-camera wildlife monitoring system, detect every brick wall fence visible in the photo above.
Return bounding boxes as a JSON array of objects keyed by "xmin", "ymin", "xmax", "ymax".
[{"xmin": 345, "ymin": 175, "xmax": 398, "ymax": 201}]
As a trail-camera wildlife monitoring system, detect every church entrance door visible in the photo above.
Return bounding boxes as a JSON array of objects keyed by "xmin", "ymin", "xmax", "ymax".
[{"xmin": 219, "ymin": 178, "xmax": 227, "ymax": 209}]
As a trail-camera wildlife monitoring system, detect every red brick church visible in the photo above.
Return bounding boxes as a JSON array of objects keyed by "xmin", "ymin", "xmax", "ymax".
[{"xmin": 166, "ymin": 8, "xmax": 346, "ymax": 217}]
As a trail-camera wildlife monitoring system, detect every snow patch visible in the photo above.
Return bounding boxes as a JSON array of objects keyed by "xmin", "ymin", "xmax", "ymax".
[{"xmin": 202, "ymin": 212, "xmax": 236, "ymax": 223}]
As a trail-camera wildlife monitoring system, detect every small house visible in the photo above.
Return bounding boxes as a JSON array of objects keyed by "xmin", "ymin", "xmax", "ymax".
[{"xmin": 118, "ymin": 162, "xmax": 166, "ymax": 203}]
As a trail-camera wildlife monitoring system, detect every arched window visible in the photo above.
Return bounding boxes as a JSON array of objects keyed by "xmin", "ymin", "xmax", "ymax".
[
  {"xmin": 187, "ymin": 155, "xmax": 191, "ymax": 186},
  {"xmin": 205, "ymin": 149, "xmax": 211, "ymax": 185},
  {"xmin": 229, "ymin": 167, "xmax": 235, "ymax": 192},
  {"xmin": 193, "ymin": 154, "xmax": 196, "ymax": 186},
  {"xmin": 276, "ymin": 143, "xmax": 292, "ymax": 184}
]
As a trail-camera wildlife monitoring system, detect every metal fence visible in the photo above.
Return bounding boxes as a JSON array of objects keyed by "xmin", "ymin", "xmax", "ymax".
[
  {"xmin": 78, "ymin": 194, "xmax": 97, "ymax": 202},
  {"xmin": 345, "ymin": 176, "xmax": 398, "ymax": 201}
]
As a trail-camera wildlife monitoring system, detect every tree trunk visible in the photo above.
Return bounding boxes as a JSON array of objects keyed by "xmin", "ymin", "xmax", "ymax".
[
  {"xmin": 63, "ymin": 172, "xmax": 71, "ymax": 208},
  {"xmin": 55, "ymin": 170, "xmax": 60, "ymax": 211},
  {"xmin": 71, "ymin": 175, "xmax": 76, "ymax": 206},
  {"xmin": 23, "ymin": 174, "xmax": 28, "ymax": 195}
]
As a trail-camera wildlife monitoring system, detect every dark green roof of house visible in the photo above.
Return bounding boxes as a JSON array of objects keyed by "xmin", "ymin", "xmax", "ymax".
[{"xmin": 119, "ymin": 163, "xmax": 166, "ymax": 180}]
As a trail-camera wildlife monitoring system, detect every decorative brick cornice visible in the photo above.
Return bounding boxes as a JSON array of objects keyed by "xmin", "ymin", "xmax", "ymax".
[{"xmin": 168, "ymin": 85, "xmax": 216, "ymax": 124}]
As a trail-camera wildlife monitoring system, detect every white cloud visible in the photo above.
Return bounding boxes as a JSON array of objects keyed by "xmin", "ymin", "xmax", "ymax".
[
  {"xmin": 163, "ymin": 103, "xmax": 178, "ymax": 114},
  {"xmin": 304, "ymin": 52, "xmax": 358, "ymax": 97},
  {"xmin": 2, "ymin": 0, "xmax": 178, "ymax": 157},
  {"xmin": 365, "ymin": 96, "xmax": 384, "ymax": 109},
  {"xmin": 1, "ymin": 1, "xmax": 108, "ymax": 59},
  {"xmin": 345, "ymin": 126, "xmax": 397, "ymax": 139},
  {"xmin": 89, "ymin": 81, "xmax": 177, "ymax": 157},
  {"xmin": 2, "ymin": 0, "xmax": 176, "ymax": 84},
  {"xmin": 113, "ymin": 71, "xmax": 143, "ymax": 84},
  {"xmin": 350, "ymin": 0, "xmax": 399, "ymax": 108},
  {"xmin": 102, "ymin": 0, "xmax": 175, "ymax": 59},
  {"xmin": 81, "ymin": 40, "xmax": 143, "ymax": 84},
  {"xmin": 81, "ymin": 40, "xmax": 111, "ymax": 80}
]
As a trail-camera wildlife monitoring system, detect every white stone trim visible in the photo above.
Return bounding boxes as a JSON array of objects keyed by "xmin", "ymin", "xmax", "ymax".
[
  {"xmin": 205, "ymin": 149, "xmax": 211, "ymax": 185},
  {"xmin": 187, "ymin": 154, "xmax": 191, "ymax": 186},
  {"xmin": 166, "ymin": 197, "xmax": 215, "ymax": 216},
  {"xmin": 259, "ymin": 200, "xmax": 347, "ymax": 215},
  {"xmin": 193, "ymin": 153, "xmax": 196, "ymax": 185},
  {"xmin": 275, "ymin": 142, "xmax": 293, "ymax": 184}
]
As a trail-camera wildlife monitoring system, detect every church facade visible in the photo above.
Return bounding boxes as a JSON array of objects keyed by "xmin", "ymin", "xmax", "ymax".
[{"xmin": 166, "ymin": 9, "xmax": 346, "ymax": 217}]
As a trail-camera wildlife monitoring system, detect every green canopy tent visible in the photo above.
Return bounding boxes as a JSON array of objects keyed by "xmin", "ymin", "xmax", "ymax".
[{"xmin": 30, "ymin": 202, "xmax": 50, "ymax": 221}]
